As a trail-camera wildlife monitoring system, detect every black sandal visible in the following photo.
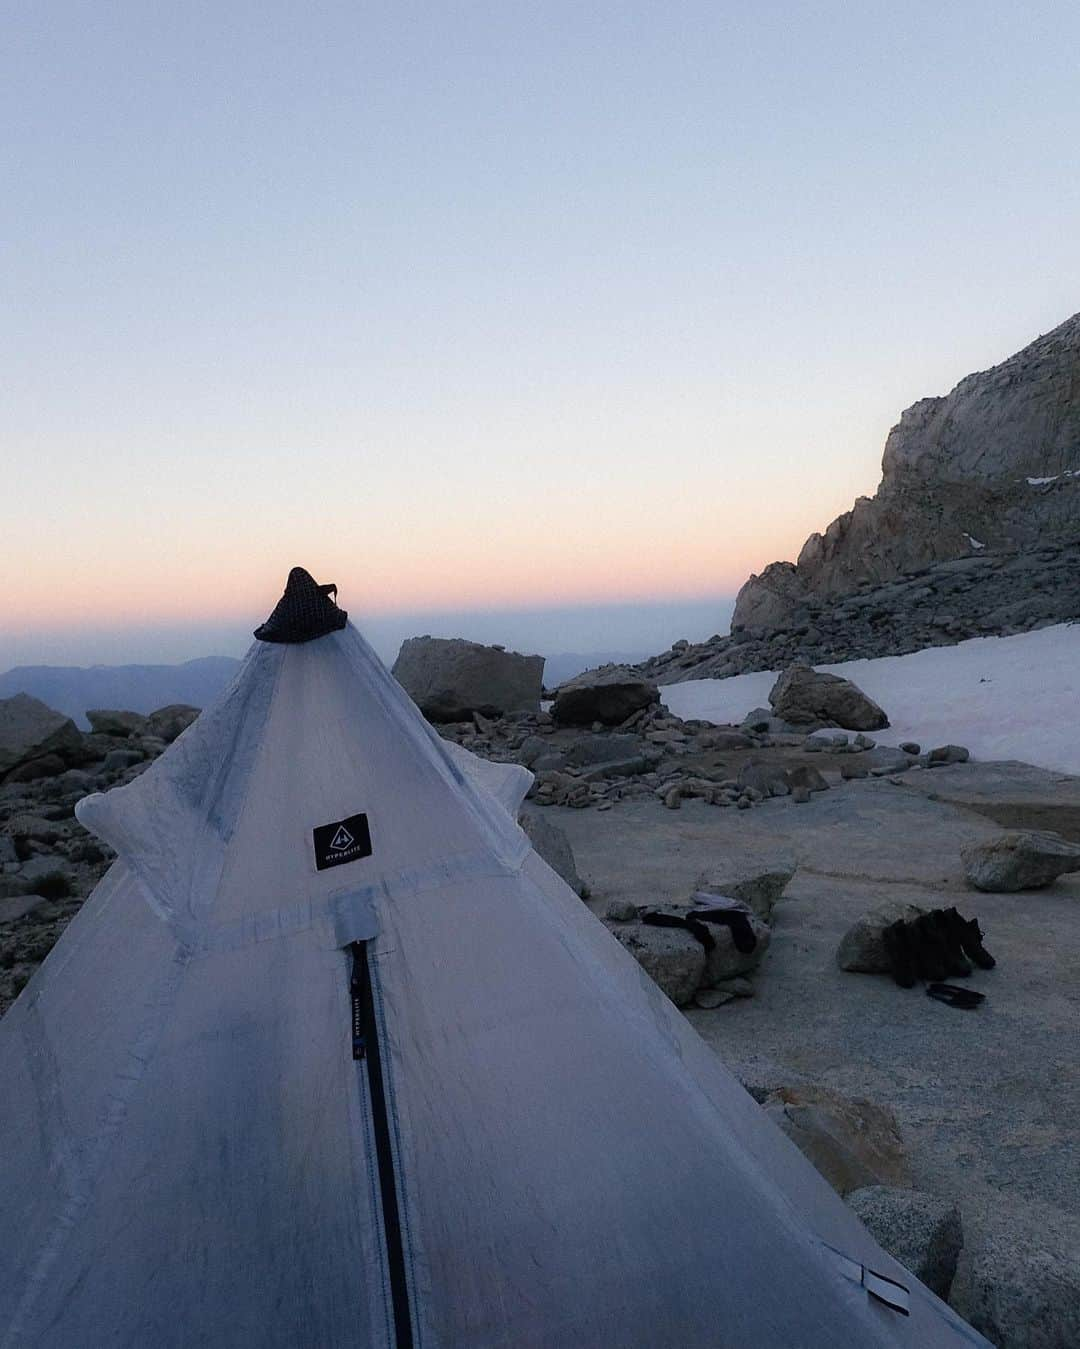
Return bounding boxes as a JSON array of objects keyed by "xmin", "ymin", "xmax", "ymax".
[{"xmin": 926, "ymin": 982, "xmax": 985, "ymax": 1010}]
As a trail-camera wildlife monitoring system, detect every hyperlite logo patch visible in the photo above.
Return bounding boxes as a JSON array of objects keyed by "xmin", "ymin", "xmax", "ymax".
[{"xmin": 313, "ymin": 813, "xmax": 372, "ymax": 871}]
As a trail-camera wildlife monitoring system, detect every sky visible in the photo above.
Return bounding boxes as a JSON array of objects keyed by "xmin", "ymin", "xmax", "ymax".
[{"xmin": 4, "ymin": 1, "xmax": 1079, "ymax": 670}]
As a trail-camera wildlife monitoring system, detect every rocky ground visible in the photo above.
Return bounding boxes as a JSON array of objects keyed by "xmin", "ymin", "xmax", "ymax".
[
  {"xmin": 4, "ymin": 668, "xmax": 1080, "ymax": 1343},
  {"xmin": 0, "ymin": 673, "xmax": 977, "ymax": 1011},
  {"xmin": 631, "ymin": 541, "xmax": 1080, "ymax": 686},
  {"xmin": 552, "ymin": 766, "xmax": 1080, "ymax": 1344},
  {"xmin": 0, "ymin": 661, "xmax": 1053, "ymax": 1007},
  {"xmin": 468, "ymin": 680, "xmax": 1080, "ymax": 1342},
  {"xmin": 0, "ymin": 702, "xmax": 197, "ymax": 1014},
  {"xmin": 360, "ymin": 669, "xmax": 1080, "ymax": 1342}
]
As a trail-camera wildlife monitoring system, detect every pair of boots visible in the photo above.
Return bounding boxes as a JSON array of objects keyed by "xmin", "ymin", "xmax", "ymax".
[{"xmin": 882, "ymin": 908, "xmax": 994, "ymax": 989}]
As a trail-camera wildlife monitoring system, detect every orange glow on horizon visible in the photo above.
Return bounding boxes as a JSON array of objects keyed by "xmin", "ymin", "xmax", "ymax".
[
  {"xmin": 5, "ymin": 564, "xmax": 750, "ymax": 635},
  {"xmin": 1, "ymin": 515, "xmax": 792, "ymax": 633}
]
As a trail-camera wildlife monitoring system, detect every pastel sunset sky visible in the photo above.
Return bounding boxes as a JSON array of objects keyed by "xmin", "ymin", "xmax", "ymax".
[{"xmin": 5, "ymin": 1, "xmax": 1079, "ymax": 667}]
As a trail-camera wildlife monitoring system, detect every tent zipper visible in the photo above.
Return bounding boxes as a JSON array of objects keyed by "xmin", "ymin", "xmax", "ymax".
[{"xmin": 350, "ymin": 941, "xmax": 415, "ymax": 1349}]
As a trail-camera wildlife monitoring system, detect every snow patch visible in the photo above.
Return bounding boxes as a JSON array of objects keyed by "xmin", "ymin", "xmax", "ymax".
[
  {"xmin": 660, "ymin": 623, "xmax": 1080, "ymax": 776},
  {"xmin": 964, "ymin": 533, "xmax": 986, "ymax": 550},
  {"xmin": 1026, "ymin": 467, "xmax": 1079, "ymax": 486}
]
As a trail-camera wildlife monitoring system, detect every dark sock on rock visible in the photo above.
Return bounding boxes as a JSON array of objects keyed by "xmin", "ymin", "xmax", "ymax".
[
  {"xmin": 912, "ymin": 913, "xmax": 949, "ymax": 983},
  {"xmin": 883, "ymin": 920, "xmax": 918, "ymax": 988}
]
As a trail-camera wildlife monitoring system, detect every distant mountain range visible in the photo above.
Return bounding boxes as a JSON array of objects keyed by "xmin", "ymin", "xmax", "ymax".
[
  {"xmin": 0, "ymin": 657, "xmax": 242, "ymax": 728},
  {"xmin": 0, "ymin": 650, "xmax": 647, "ymax": 727}
]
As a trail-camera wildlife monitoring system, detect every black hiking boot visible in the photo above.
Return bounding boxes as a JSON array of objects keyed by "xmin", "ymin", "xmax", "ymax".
[
  {"xmin": 913, "ymin": 913, "xmax": 950, "ymax": 983},
  {"xmin": 944, "ymin": 907, "xmax": 996, "ymax": 969},
  {"xmin": 882, "ymin": 920, "xmax": 918, "ymax": 988},
  {"xmin": 930, "ymin": 909, "xmax": 972, "ymax": 977}
]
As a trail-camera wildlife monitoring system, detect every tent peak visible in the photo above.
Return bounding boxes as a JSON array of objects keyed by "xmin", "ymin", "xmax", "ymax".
[{"xmin": 254, "ymin": 567, "xmax": 348, "ymax": 644}]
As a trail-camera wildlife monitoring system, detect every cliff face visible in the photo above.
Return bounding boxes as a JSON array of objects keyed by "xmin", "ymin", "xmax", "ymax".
[{"xmin": 733, "ymin": 312, "xmax": 1080, "ymax": 631}]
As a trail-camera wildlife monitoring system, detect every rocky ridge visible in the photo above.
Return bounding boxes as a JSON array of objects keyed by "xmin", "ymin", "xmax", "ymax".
[
  {"xmin": 630, "ymin": 540, "xmax": 1080, "ymax": 686},
  {"xmin": 734, "ymin": 311, "xmax": 1080, "ymax": 632}
]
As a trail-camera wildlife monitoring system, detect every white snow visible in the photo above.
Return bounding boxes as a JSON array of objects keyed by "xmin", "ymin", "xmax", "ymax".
[
  {"xmin": 1027, "ymin": 468, "xmax": 1079, "ymax": 486},
  {"xmin": 963, "ymin": 533, "xmax": 986, "ymax": 550},
  {"xmin": 661, "ymin": 623, "xmax": 1080, "ymax": 776}
]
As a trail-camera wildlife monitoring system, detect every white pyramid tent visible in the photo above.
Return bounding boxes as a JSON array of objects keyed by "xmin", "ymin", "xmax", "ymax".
[{"xmin": 0, "ymin": 572, "xmax": 990, "ymax": 1348}]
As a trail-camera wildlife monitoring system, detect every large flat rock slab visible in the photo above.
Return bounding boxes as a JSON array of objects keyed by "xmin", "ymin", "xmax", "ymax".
[
  {"xmin": 554, "ymin": 774, "xmax": 1006, "ymax": 903},
  {"xmin": 898, "ymin": 761, "xmax": 1080, "ymax": 839},
  {"xmin": 554, "ymin": 773, "xmax": 1080, "ymax": 1266}
]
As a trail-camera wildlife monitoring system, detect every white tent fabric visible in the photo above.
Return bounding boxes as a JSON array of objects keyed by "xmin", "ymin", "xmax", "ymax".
[{"xmin": 0, "ymin": 623, "xmax": 991, "ymax": 1348}]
